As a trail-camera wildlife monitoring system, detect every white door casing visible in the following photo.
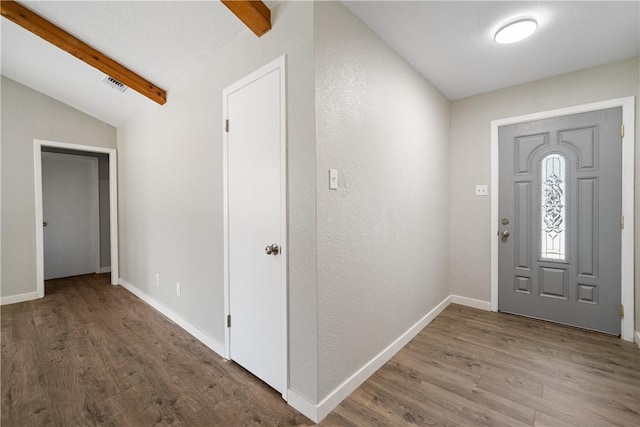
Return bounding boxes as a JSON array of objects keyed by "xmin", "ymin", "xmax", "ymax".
[
  {"xmin": 490, "ymin": 97, "xmax": 635, "ymax": 341},
  {"xmin": 42, "ymin": 152, "xmax": 99, "ymax": 280},
  {"xmin": 34, "ymin": 139, "xmax": 119, "ymax": 298},
  {"xmin": 223, "ymin": 56, "xmax": 288, "ymax": 398}
]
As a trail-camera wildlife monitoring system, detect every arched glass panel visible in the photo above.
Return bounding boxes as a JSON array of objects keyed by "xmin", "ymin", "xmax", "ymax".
[{"xmin": 541, "ymin": 154, "xmax": 566, "ymax": 260}]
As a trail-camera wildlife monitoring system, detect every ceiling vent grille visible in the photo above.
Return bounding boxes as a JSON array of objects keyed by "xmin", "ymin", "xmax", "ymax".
[{"xmin": 102, "ymin": 75, "xmax": 128, "ymax": 93}]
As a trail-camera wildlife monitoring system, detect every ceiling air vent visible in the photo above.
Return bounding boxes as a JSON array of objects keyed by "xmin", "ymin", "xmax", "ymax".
[{"xmin": 102, "ymin": 75, "xmax": 128, "ymax": 93}]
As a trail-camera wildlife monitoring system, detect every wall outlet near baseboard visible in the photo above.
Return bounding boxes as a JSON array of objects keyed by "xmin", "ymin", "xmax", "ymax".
[
  {"xmin": 155, "ymin": 273, "xmax": 160, "ymax": 287},
  {"xmin": 475, "ymin": 184, "xmax": 489, "ymax": 196},
  {"xmin": 176, "ymin": 282, "xmax": 181, "ymax": 296}
]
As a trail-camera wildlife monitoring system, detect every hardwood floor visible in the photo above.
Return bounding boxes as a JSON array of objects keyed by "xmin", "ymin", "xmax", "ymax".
[
  {"xmin": 2, "ymin": 274, "xmax": 639, "ymax": 426},
  {"xmin": 1, "ymin": 274, "xmax": 312, "ymax": 426},
  {"xmin": 323, "ymin": 304, "xmax": 640, "ymax": 427}
]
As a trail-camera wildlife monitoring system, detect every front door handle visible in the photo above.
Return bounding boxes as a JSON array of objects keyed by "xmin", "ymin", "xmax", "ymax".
[
  {"xmin": 265, "ymin": 244, "xmax": 280, "ymax": 255},
  {"xmin": 499, "ymin": 230, "xmax": 510, "ymax": 238}
]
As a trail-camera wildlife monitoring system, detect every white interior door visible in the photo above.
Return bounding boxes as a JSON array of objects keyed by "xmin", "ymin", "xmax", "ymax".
[
  {"xmin": 42, "ymin": 152, "xmax": 99, "ymax": 280},
  {"xmin": 224, "ymin": 58, "xmax": 287, "ymax": 394}
]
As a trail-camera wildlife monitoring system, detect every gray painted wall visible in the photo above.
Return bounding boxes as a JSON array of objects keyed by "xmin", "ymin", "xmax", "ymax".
[
  {"xmin": 1, "ymin": 76, "xmax": 116, "ymax": 298},
  {"xmin": 314, "ymin": 2, "xmax": 451, "ymax": 399},
  {"xmin": 41, "ymin": 147, "xmax": 111, "ymax": 269},
  {"xmin": 449, "ymin": 58, "xmax": 640, "ymax": 334},
  {"xmin": 116, "ymin": 2, "xmax": 318, "ymax": 402},
  {"xmin": 98, "ymin": 154, "xmax": 110, "ymax": 269}
]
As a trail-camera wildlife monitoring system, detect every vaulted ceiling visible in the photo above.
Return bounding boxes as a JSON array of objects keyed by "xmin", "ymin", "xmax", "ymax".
[
  {"xmin": 2, "ymin": 1, "xmax": 638, "ymax": 126},
  {"xmin": 1, "ymin": 1, "xmax": 247, "ymax": 125},
  {"xmin": 344, "ymin": 1, "xmax": 640, "ymax": 100}
]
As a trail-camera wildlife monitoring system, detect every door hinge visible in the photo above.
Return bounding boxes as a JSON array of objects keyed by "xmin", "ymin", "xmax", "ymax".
[
  {"xmin": 620, "ymin": 214, "xmax": 624, "ymax": 229},
  {"xmin": 620, "ymin": 304, "xmax": 624, "ymax": 317},
  {"xmin": 620, "ymin": 123, "xmax": 625, "ymax": 138},
  {"xmin": 225, "ymin": 119, "xmax": 229, "ymax": 133},
  {"xmin": 227, "ymin": 314, "xmax": 231, "ymax": 327}
]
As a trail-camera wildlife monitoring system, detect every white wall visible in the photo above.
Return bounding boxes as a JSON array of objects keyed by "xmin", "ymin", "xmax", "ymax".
[
  {"xmin": 314, "ymin": 1, "xmax": 451, "ymax": 399},
  {"xmin": 449, "ymin": 58, "xmax": 640, "ymax": 331},
  {"xmin": 116, "ymin": 2, "xmax": 318, "ymax": 402},
  {"xmin": 0, "ymin": 76, "xmax": 116, "ymax": 298}
]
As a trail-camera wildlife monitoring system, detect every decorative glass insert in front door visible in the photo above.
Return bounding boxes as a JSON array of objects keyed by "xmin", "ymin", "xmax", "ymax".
[{"xmin": 541, "ymin": 153, "xmax": 566, "ymax": 260}]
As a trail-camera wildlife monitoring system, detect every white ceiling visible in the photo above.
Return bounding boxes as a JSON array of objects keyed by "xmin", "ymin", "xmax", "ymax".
[
  {"xmin": 1, "ymin": 1, "xmax": 246, "ymax": 126},
  {"xmin": 344, "ymin": 1, "xmax": 640, "ymax": 100},
  {"xmin": 1, "ymin": 1, "xmax": 639, "ymax": 126}
]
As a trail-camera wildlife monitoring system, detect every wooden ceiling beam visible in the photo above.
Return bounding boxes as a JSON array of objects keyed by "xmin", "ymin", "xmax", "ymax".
[
  {"xmin": 221, "ymin": 1, "xmax": 271, "ymax": 37},
  {"xmin": 1, "ymin": 0, "xmax": 167, "ymax": 105}
]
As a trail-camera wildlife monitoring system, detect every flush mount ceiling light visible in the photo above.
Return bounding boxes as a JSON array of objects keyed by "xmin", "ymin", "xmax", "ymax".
[{"xmin": 494, "ymin": 18, "xmax": 538, "ymax": 44}]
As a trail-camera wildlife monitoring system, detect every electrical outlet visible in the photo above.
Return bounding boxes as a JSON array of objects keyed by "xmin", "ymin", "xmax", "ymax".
[
  {"xmin": 176, "ymin": 283, "xmax": 181, "ymax": 297},
  {"xmin": 155, "ymin": 273, "xmax": 160, "ymax": 286},
  {"xmin": 475, "ymin": 184, "xmax": 489, "ymax": 196}
]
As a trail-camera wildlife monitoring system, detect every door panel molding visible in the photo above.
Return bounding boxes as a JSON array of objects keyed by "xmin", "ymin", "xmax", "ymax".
[
  {"xmin": 514, "ymin": 181, "xmax": 531, "ymax": 270},
  {"xmin": 491, "ymin": 97, "xmax": 635, "ymax": 341},
  {"xmin": 222, "ymin": 55, "xmax": 288, "ymax": 399},
  {"xmin": 34, "ymin": 139, "xmax": 119, "ymax": 298},
  {"xmin": 577, "ymin": 177, "xmax": 599, "ymax": 277}
]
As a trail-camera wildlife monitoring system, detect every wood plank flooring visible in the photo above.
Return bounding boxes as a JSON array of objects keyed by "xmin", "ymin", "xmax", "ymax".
[
  {"xmin": 2, "ymin": 274, "xmax": 639, "ymax": 426},
  {"xmin": 323, "ymin": 304, "xmax": 640, "ymax": 427},
  {"xmin": 1, "ymin": 274, "xmax": 312, "ymax": 426}
]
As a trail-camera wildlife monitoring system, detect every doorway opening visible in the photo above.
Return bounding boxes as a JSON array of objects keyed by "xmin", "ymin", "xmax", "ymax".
[{"xmin": 34, "ymin": 139, "xmax": 119, "ymax": 297}]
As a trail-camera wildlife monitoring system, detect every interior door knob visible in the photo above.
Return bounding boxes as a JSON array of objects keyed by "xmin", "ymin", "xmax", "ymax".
[{"xmin": 265, "ymin": 244, "xmax": 280, "ymax": 255}]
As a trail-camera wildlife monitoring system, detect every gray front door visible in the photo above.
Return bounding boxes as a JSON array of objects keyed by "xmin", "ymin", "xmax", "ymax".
[{"xmin": 498, "ymin": 108, "xmax": 622, "ymax": 334}]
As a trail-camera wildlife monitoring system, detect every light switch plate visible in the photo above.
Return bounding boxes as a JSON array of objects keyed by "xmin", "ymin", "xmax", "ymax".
[
  {"xmin": 475, "ymin": 185, "xmax": 488, "ymax": 196},
  {"xmin": 329, "ymin": 169, "xmax": 338, "ymax": 190}
]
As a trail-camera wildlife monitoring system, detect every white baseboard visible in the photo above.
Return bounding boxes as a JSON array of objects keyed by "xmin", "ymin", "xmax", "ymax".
[
  {"xmin": 450, "ymin": 295, "xmax": 491, "ymax": 311},
  {"xmin": 314, "ymin": 295, "xmax": 452, "ymax": 422},
  {"xmin": 0, "ymin": 291, "xmax": 40, "ymax": 306},
  {"xmin": 287, "ymin": 389, "xmax": 318, "ymax": 422},
  {"xmin": 118, "ymin": 278, "xmax": 225, "ymax": 357},
  {"xmin": 99, "ymin": 267, "xmax": 112, "ymax": 274},
  {"xmin": 635, "ymin": 331, "xmax": 640, "ymax": 349}
]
